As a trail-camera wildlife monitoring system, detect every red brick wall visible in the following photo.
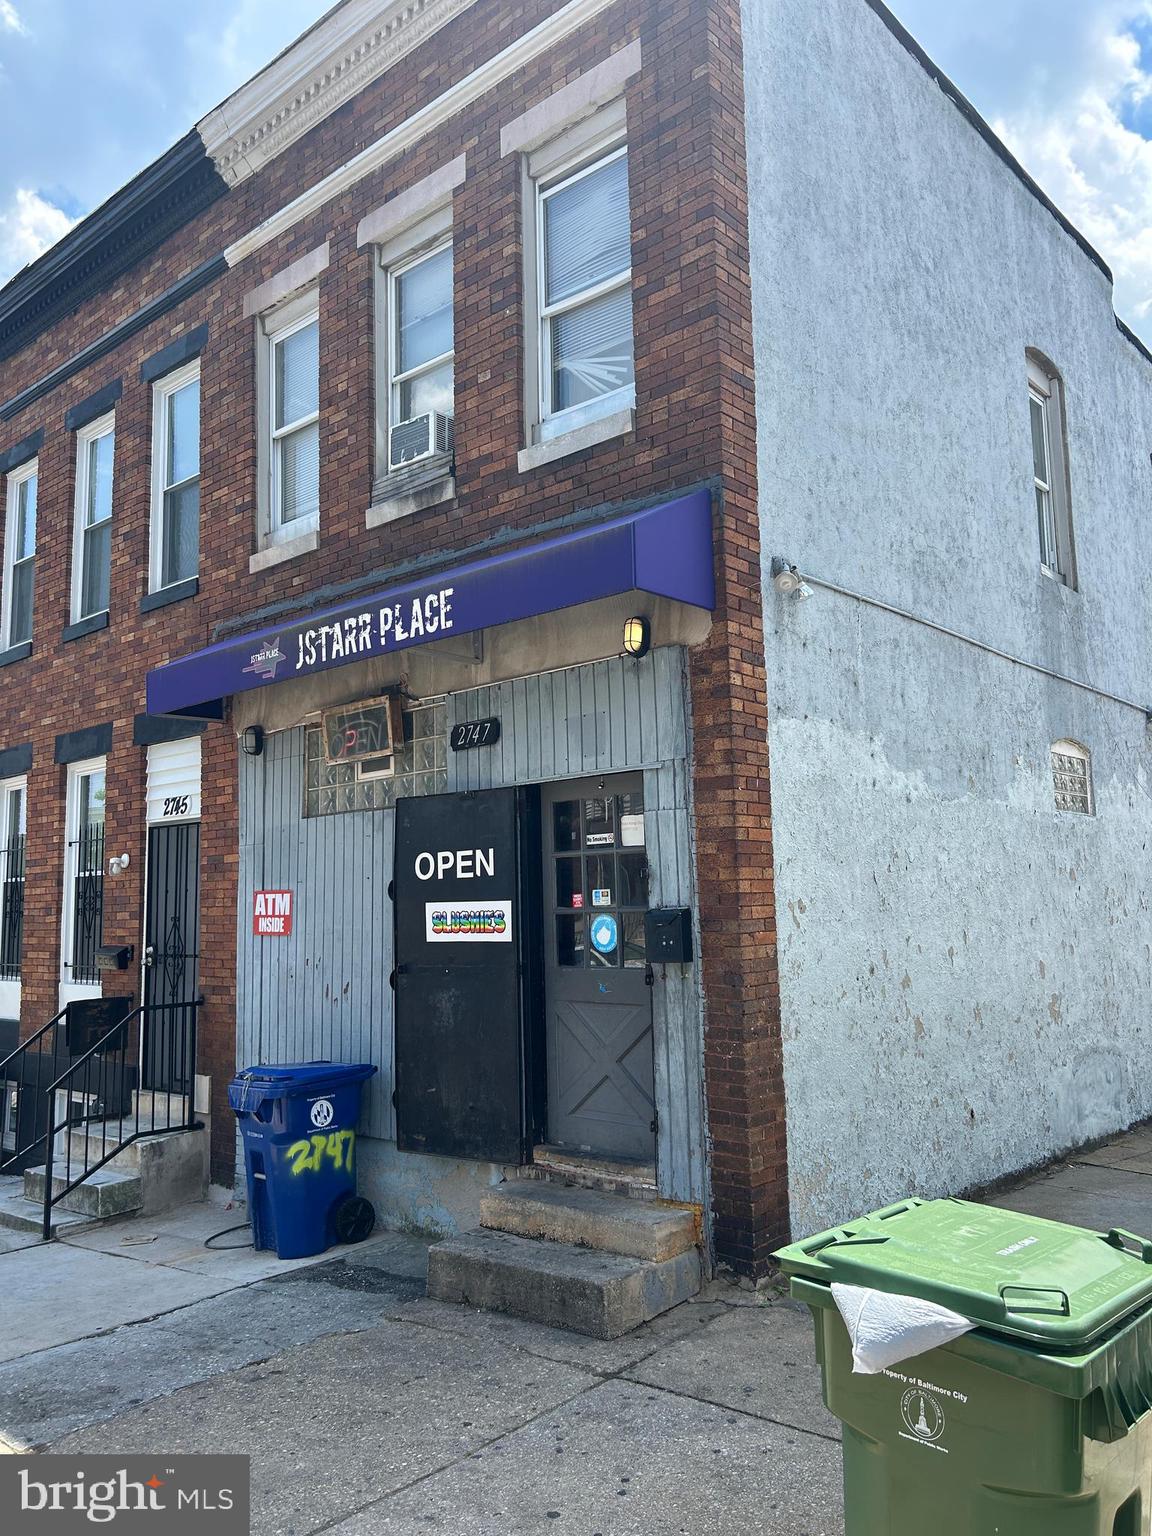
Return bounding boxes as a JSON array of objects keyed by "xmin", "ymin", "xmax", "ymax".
[
  {"xmin": 667, "ymin": 0, "xmax": 788, "ymax": 1273},
  {"xmin": 0, "ymin": 0, "xmax": 786, "ymax": 1268}
]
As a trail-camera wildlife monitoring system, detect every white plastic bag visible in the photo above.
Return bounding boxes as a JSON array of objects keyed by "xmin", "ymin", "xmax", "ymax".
[{"xmin": 831, "ymin": 1282, "xmax": 976, "ymax": 1375}]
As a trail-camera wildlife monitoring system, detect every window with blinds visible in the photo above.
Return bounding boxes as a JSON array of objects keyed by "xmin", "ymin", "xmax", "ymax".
[
  {"xmin": 536, "ymin": 145, "xmax": 635, "ymax": 440},
  {"xmin": 391, "ymin": 243, "xmax": 454, "ymax": 435}
]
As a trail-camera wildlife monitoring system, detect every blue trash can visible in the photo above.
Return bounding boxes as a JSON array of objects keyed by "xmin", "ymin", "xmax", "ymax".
[{"xmin": 228, "ymin": 1061, "xmax": 378, "ymax": 1259}]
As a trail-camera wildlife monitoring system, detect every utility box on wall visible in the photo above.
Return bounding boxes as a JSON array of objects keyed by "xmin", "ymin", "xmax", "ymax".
[{"xmin": 645, "ymin": 907, "xmax": 694, "ymax": 964}]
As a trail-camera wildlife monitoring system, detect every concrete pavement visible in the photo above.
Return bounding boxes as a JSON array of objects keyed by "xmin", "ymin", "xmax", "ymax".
[{"xmin": 5, "ymin": 1120, "xmax": 1152, "ymax": 1532}]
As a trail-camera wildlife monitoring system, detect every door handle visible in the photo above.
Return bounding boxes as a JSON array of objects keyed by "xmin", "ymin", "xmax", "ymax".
[{"xmin": 143, "ymin": 945, "xmax": 156, "ymax": 967}]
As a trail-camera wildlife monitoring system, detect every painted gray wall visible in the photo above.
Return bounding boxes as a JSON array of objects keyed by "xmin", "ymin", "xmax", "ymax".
[
  {"xmin": 742, "ymin": 0, "xmax": 1152, "ymax": 1233},
  {"xmin": 236, "ymin": 646, "xmax": 706, "ymax": 1227}
]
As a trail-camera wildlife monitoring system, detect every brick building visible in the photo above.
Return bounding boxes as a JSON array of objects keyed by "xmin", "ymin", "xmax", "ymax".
[{"xmin": 2, "ymin": 0, "xmax": 1151, "ymax": 1286}]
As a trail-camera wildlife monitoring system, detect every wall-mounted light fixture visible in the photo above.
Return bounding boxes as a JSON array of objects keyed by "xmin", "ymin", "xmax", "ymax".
[
  {"xmin": 623, "ymin": 615, "xmax": 651, "ymax": 658},
  {"xmin": 771, "ymin": 558, "xmax": 813, "ymax": 602},
  {"xmin": 108, "ymin": 853, "xmax": 131, "ymax": 877},
  {"xmin": 241, "ymin": 724, "xmax": 265, "ymax": 758}
]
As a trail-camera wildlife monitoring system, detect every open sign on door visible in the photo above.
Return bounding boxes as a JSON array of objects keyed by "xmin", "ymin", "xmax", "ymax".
[{"xmin": 253, "ymin": 890, "xmax": 293, "ymax": 936}]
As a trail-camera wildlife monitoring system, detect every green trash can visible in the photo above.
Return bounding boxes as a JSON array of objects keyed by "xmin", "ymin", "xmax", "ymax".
[{"xmin": 775, "ymin": 1198, "xmax": 1152, "ymax": 1534}]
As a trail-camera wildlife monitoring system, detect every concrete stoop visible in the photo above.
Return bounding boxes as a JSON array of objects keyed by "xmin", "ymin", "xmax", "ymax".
[
  {"xmin": 521, "ymin": 1145, "xmax": 659, "ymax": 1201},
  {"xmin": 0, "ymin": 1098, "xmax": 209, "ymax": 1238},
  {"xmin": 426, "ymin": 1178, "xmax": 703, "ymax": 1339}
]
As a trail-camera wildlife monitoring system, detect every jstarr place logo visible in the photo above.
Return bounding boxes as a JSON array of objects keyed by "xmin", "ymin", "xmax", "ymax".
[{"xmin": 1, "ymin": 1456, "xmax": 249, "ymax": 1534}]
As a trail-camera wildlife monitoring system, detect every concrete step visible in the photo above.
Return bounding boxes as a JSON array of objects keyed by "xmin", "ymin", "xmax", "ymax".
[
  {"xmin": 427, "ymin": 1229, "xmax": 701, "ymax": 1339},
  {"xmin": 0, "ymin": 1179, "xmax": 93, "ymax": 1237},
  {"xmin": 55, "ymin": 1116, "xmax": 189, "ymax": 1172},
  {"xmin": 132, "ymin": 1090, "xmax": 189, "ymax": 1123},
  {"xmin": 482, "ymin": 1181, "xmax": 697, "ymax": 1262},
  {"xmin": 522, "ymin": 1146, "xmax": 658, "ymax": 1200},
  {"xmin": 24, "ymin": 1165, "xmax": 143, "ymax": 1219}
]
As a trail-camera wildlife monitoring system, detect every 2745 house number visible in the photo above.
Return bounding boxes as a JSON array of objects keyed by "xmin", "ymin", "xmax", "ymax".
[
  {"xmin": 450, "ymin": 717, "xmax": 501, "ymax": 751},
  {"xmin": 161, "ymin": 795, "xmax": 192, "ymax": 818}
]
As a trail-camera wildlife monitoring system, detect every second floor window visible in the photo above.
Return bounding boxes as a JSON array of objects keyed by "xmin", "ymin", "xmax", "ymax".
[
  {"xmin": 73, "ymin": 414, "xmax": 115, "ymax": 620},
  {"xmin": 2, "ymin": 459, "xmax": 36, "ymax": 649},
  {"xmin": 536, "ymin": 145, "xmax": 635, "ymax": 440},
  {"xmin": 0, "ymin": 779, "xmax": 26, "ymax": 983},
  {"xmin": 268, "ymin": 302, "xmax": 319, "ymax": 534},
  {"xmin": 388, "ymin": 243, "xmax": 454, "ymax": 467},
  {"xmin": 63, "ymin": 761, "xmax": 105, "ymax": 986},
  {"xmin": 151, "ymin": 362, "xmax": 200, "ymax": 590},
  {"xmin": 1028, "ymin": 354, "xmax": 1074, "ymax": 586}
]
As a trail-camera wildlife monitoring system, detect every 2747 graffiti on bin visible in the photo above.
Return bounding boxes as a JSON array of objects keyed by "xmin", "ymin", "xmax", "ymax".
[{"xmin": 286, "ymin": 1131, "xmax": 356, "ymax": 1175}]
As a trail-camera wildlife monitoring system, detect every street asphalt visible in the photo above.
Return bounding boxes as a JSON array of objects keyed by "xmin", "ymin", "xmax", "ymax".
[{"xmin": 3, "ymin": 1122, "xmax": 1152, "ymax": 1533}]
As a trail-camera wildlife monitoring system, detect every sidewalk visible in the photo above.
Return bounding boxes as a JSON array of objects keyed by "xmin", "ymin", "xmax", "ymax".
[{"xmin": 2, "ymin": 1121, "xmax": 1151, "ymax": 1534}]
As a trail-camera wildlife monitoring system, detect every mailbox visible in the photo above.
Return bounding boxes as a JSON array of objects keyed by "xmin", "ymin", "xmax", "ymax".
[
  {"xmin": 644, "ymin": 907, "xmax": 694, "ymax": 964},
  {"xmin": 66, "ymin": 996, "xmax": 134, "ymax": 1055},
  {"xmin": 95, "ymin": 944, "xmax": 134, "ymax": 972}
]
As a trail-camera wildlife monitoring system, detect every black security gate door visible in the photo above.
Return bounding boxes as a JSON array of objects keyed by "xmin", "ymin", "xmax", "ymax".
[
  {"xmin": 142, "ymin": 821, "xmax": 200, "ymax": 1093},
  {"xmin": 543, "ymin": 775, "xmax": 655, "ymax": 1163},
  {"xmin": 394, "ymin": 789, "xmax": 534, "ymax": 1164}
]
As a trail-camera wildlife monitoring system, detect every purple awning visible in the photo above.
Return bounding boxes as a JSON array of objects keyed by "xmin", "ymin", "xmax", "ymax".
[{"xmin": 146, "ymin": 489, "xmax": 714, "ymax": 718}]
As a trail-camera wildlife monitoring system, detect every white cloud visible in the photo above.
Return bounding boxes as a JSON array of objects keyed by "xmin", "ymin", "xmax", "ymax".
[
  {"xmin": 895, "ymin": 0, "xmax": 1152, "ymax": 338},
  {"xmin": 0, "ymin": 188, "xmax": 75, "ymax": 279},
  {"xmin": 0, "ymin": 1, "xmax": 26, "ymax": 36},
  {"xmin": 986, "ymin": 5, "xmax": 1152, "ymax": 325}
]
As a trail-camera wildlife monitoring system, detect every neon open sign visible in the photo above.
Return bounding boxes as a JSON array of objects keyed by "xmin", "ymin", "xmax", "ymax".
[{"xmin": 322, "ymin": 698, "xmax": 399, "ymax": 764}]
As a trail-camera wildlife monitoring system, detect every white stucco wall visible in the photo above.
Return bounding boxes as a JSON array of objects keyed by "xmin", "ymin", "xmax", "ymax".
[{"xmin": 742, "ymin": 0, "xmax": 1152, "ymax": 1235}]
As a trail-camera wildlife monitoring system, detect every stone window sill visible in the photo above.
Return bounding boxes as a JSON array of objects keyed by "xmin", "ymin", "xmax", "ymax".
[
  {"xmin": 62, "ymin": 612, "xmax": 109, "ymax": 643},
  {"xmin": 518, "ymin": 408, "xmax": 635, "ymax": 473},
  {"xmin": 0, "ymin": 641, "xmax": 31, "ymax": 668},
  {"xmin": 141, "ymin": 577, "xmax": 199, "ymax": 614},
  {"xmin": 367, "ymin": 474, "xmax": 456, "ymax": 528},
  {"xmin": 249, "ymin": 528, "xmax": 319, "ymax": 574}
]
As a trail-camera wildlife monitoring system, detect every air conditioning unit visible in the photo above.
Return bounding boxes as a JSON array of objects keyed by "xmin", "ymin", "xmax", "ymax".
[{"xmin": 390, "ymin": 411, "xmax": 453, "ymax": 469}]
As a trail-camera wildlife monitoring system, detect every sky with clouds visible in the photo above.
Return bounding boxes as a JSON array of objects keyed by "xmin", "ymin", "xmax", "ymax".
[{"xmin": 2, "ymin": 1, "xmax": 1152, "ymax": 339}]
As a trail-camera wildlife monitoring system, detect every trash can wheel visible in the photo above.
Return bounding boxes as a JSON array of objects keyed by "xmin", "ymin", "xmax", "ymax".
[{"xmin": 332, "ymin": 1193, "xmax": 376, "ymax": 1245}]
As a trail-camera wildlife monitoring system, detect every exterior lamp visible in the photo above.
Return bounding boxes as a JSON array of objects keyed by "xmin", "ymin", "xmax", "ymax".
[
  {"xmin": 623, "ymin": 616, "xmax": 651, "ymax": 659},
  {"xmin": 241, "ymin": 724, "xmax": 265, "ymax": 757},
  {"xmin": 771, "ymin": 557, "xmax": 814, "ymax": 602}
]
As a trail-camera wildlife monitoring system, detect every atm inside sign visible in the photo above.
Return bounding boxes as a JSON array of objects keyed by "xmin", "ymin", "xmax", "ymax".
[{"xmin": 253, "ymin": 890, "xmax": 293, "ymax": 936}]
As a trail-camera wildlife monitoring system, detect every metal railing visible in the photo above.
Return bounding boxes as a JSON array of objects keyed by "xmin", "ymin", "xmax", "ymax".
[
  {"xmin": 69, "ymin": 825, "xmax": 105, "ymax": 985},
  {"xmin": 0, "ymin": 828, "xmax": 25, "ymax": 980},
  {"xmin": 0, "ymin": 1008, "xmax": 68, "ymax": 1173},
  {"xmin": 0, "ymin": 1000, "xmax": 200, "ymax": 1240},
  {"xmin": 41, "ymin": 1000, "xmax": 200, "ymax": 1240}
]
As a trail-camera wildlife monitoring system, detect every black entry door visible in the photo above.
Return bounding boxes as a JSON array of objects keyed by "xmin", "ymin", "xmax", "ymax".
[
  {"xmin": 393, "ymin": 789, "xmax": 535, "ymax": 1164},
  {"xmin": 543, "ymin": 776, "xmax": 655, "ymax": 1162},
  {"xmin": 142, "ymin": 821, "xmax": 200, "ymax": 1093}
]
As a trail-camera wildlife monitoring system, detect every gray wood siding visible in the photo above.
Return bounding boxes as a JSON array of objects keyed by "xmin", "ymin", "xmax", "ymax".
[
  {"xmin": 238, "ymin": 733, "xmax": 395, "ymax": 1140},
  {"xmin": 644, "ymin": 757, "xmax": 707, "ymax": 1206},
  {"xmin": 236, "ymin": 646, "xmax": 706, "ymax": 1206},
  {"xmin": 445, "ymin": 648, "xmax": 687, "ymax": 791}
]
